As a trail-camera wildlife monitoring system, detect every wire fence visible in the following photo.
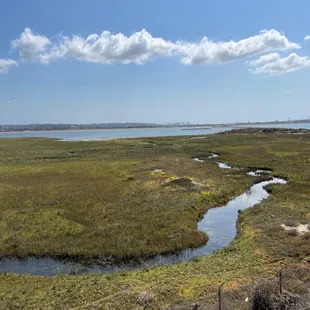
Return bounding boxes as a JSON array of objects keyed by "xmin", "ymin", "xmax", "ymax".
[{"xmin": 140, "ymin": 267, "xmax": 310, "ymax": 310}]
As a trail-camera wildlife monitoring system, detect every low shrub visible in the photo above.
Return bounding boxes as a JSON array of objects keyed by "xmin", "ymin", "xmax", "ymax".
[
  {"xmin": 283, "ymin": 219, "xmax": 299, "ymax": 227},
  {"xmin": 302, "ymin": 232, "xmax": 310, "ymax": 240},
  {"xmin": 252, "ymin": 279, "xmax": 278, "ymax": 310},
  {"xmin": 287, "ymin": 229, "xmax": 299, "ymax": 237}
]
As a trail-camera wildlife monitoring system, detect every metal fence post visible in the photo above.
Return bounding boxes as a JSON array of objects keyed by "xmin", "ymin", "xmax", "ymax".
[
  {"xmin": 279, "ymin": 268, "xmax": 284, "ymax": 294},
  {"xmin": 218, "ymin": 282, "xmax": 225, "ymax": 310}
]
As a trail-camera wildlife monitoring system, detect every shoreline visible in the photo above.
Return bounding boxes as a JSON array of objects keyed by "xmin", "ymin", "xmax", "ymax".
[
  {"xmin": 0, "ymin": 127, "xmax": 216, "ymax": 134},
  {"xmin": 1, "ymin": 122, "xmax": 310, "ymax": 134},
  {"xmin": 219, "ymin": 127, "xmax": 310, "ymax": 135}
]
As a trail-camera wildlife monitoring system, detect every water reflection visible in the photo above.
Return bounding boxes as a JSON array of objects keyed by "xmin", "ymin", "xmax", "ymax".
[{"xmin": 217, "ymin": 162, "xmax": 232, "ymax": 169}]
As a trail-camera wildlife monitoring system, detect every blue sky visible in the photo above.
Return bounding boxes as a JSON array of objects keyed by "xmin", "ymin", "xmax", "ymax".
[{"xmin": 1, "ymin": 0, "xmax": 310, "ymax": 124}]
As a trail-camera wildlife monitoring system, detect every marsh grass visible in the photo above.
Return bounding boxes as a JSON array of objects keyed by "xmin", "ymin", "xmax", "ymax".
[
  {"xmin": 0, "ymin": 133, "xmax": 309, "ymax": 309},
  {"xmin": 0, "ymin": 137, "xmax": 250, "ymax": 262}
]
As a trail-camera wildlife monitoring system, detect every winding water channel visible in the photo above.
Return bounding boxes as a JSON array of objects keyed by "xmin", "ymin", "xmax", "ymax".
[{"xmin": 0, "ymin": 154, "xmax": 287, "ymax": 276}]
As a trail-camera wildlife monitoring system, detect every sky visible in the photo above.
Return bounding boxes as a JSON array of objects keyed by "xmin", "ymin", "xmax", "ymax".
[{"xmin": 1, "ymin": 0, "xmax": 310, "ymax": 125}]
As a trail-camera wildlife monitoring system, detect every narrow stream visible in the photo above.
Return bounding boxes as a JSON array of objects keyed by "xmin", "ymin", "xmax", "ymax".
[{"xmin": 0, "ymin": 154, "xmax": 286, "ymax": 276}]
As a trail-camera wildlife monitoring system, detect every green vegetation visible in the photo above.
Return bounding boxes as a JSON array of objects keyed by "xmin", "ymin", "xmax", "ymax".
[
  {"xmin": 0, "ymin": 137, "xmax": 250, "ymax": 261},
  {"xmin": 0, "ymin": 133, "xmax": 309, "ymax": 309}
]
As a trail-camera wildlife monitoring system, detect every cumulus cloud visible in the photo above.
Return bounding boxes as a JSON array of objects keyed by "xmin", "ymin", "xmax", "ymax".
[
  {"xmin": 12, "ymin": 28, "xmax": 301, "ymax": 67},
  {"xmin": 246, "ymin": 52, "xmax": 280, "ymax": 67},
  {"xmin": 0, "ymin": 59, "xmax": 18, "ymax": 74},
  {"xmin": 177, "ymin": 29, "xmax": 300, "ymax": 65},
  {"xmin": 11, "ymin": 28, "xmax": 51, "ymax": 62},
  {"xmin": 11, "ymin": 28, "xmax": 309, "ymax": 76},
  {"xmin": 27, "ymin": 28, "xmax": 177, "ymax": 65},
  {"xmin": 248, "ymin": 53, "xmax": 310, "ymax": 75},
  {"xmin": 304, "ymin": 35, "xmax": 310, "ymax": 41}
]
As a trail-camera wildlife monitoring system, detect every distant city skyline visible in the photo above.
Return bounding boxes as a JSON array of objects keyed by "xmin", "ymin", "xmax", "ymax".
[{"xmin": 1, "ymin": 1, "xmax": 310, "ymax": 124}]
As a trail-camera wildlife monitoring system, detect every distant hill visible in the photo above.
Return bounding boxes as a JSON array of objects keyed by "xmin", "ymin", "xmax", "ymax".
[
  {"xmin": 0, "ymin": 119, "xmax": 309, "ymax": 132},
  {"xmin": 0, "ymin": 123, "xmax": 160, "ymax": 132}
]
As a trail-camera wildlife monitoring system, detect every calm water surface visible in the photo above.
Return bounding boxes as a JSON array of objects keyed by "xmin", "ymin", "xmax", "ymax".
[
  {"xmin": 0, "ymin": 127, "xmax": 229, "ymax": 140},
  {"xmin": 0, "ymin": 123, "xmax": 309, "ymax": 140}
]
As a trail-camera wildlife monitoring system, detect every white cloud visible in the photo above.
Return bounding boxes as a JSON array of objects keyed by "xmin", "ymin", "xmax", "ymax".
[
  {"xmin": 12, "ymin": 28, "xmax": 301, "ymax": 67},
  {"xmin": 177, "ymin": 29, "xmax": 300, "ymax": 65},
  {"xmin": 11, "ymin": 28, "xmax": 51, "ymax": 62},
  {"xmin": 35, "ymin": 29, "xmax": 177, "ymax": 65},
  {"xmin": 0, "ymin": 59, "xmax": 18, "ymax": 74},
  {"xmin": 246, "ymin": 53, "xmax": 280, "ymax": 67},
  {"xmin": 284, "ymin": 90, "xmax": 292, "ymax": 94},
  {"xmin": 304, "ymin": 35, "xmax": 310, "ymax": 41},
  {"xmin": 248, "ymin": 53, "xmax": 310, "ymax": 75},
  {"xmin": 12, "ymin": 28, "xmax": 308, "ymax": 77}
]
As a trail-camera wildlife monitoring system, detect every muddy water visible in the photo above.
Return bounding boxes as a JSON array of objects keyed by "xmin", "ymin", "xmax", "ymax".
[{"xmin": 0, "ymin": 157, "xmax": 286, "ymax": 276}]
